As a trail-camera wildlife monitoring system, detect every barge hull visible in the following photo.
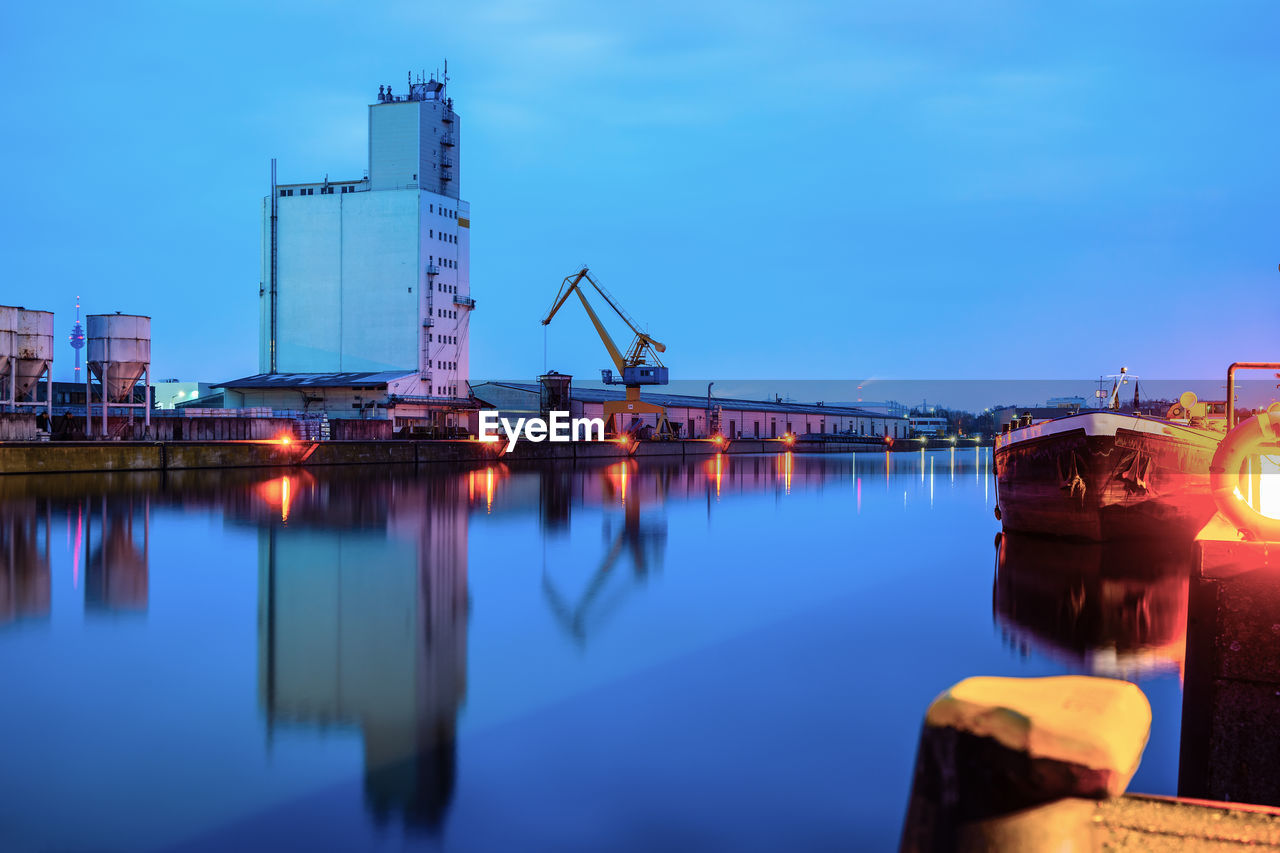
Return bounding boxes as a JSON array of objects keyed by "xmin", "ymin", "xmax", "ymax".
[{"xmin": 995, "ymin": 425, "xmax": 1217, "ymax": 541}]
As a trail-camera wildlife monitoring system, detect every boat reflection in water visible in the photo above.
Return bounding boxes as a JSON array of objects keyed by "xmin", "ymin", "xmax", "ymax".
[
  {"xmin": 993, "ymin": 531, "xmax": 1192, "ymax": 678},
  {"xmin": 252, "ymin": 469, "xmax": 469, "ymax": 832},
  {"xmin": 0, "ymin": 495, "xmax": 51, "ymax": 627}
]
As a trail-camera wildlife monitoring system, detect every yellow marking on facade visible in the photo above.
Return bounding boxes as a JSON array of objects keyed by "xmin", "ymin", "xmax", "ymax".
[{"xmin": 458, "ymin": 217, "xmax": 470, "ymax": 229}]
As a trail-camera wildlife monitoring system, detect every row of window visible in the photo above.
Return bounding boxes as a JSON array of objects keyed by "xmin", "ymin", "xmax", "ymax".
[
  {"xmin": 435, "ymin": 283, "xmax": 457, "ymax": 293},
  {"xmin": 430, "ymin": 230, "xmax": 457, "ymax": 244},
  {"xmin": 435, "ymin": 360, "xmax": 457, "ymax": 370},
  {"xmin": 277, "ymin": 185, "xmax": 358, "ymax": 197},
  {"xmin": 428, "ymin": 333, "xmax": 456, "ymax": 344},
  {"xmin": 430, "ymin": 204, "xmax": 458, "ymax": 219},
  {"xmin": 436, "ymin": 308, "xmax": 457, "ymax": 319},
  {"xmin": 436, "ymin": 385, "xmax": 458, "ymax": 397},
  {"xmin": 429, "ymin": 256, "xmax": 457, "ymax": 269},
  {"xmin": 726, "ymin": 420, "xmax": 904, "ymax": 439}
]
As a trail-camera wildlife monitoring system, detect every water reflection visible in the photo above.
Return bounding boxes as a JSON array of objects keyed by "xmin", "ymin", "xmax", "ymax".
[
  {"xmin": 0, "ymin": 496, "xmax": 51, "ymax": 626},
  {"xmin": 542, "ymin": 460, "xmax": 669, "ymax": 646},
  {"xmin": 0, "ymin": 450, "xmax": 1004, "ymax": 850},
  {"xmin": 84, "ymin": 496, "xmax": 150, "ymax": 614},
  {"xmin": 993, "ymin": 531, "xmax": 1191, "ymax": 678},
  {"xmin": 252, "ymin": 470, "xmax": 469, "ymax": 832}
]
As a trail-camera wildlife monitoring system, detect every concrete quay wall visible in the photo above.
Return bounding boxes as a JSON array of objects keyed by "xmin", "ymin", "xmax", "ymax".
[
  {"xmin": 0, "ymin": 440, "xmax": 494, "ymax": 475},
  {"xmin": 0, "ymin": 434, "xmax": 913, "ymax": 476}
]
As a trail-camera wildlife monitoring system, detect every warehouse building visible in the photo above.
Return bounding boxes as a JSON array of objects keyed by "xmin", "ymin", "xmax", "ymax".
[
  {"xmin": 213, "ymin": 371, "xmax": 476, "ymax": 434},
  {"xmin": 471, "ymin": 380, "xmax": 910, "ymax": 440}
]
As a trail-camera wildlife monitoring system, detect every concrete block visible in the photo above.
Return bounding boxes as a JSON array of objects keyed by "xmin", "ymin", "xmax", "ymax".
[
  {"xmin": 725, "ymin": 440, "xmax": 768, "ymax": 454},
  {"xmin": 902, "ymin": 675, "xmax": 1151, "ymax": 851},
  {"xmin": 632, "ymin": 442, "xmax": 684, "ymax": 457},
  {"xmin": 303, "ymin": 440, "xmax": 415, "ymax": 466},
  {"xmin": 572, "ymin": 442, "xmax": 629, "ymax": 459},
  {"xmin": 0, "ymin": 413, "xmax": 39, "ymax": 441},
  {"xmin": 415, "ymin": 441, "xmax": 492, "ymax": 464},
  {"xmin": 164, "ymin": 442, "xmax": 295, "ymax": 470},
  {"xmin": 682, "ymin": 441, "xmax": 721, "ymax": 456},
  {"xmin": 0, "ymin": 443, "xmax": 165, "ymax": 474},
  {"xmin": 1180, "ymin": 522, "xmax": 1280, "ymax": 803}
]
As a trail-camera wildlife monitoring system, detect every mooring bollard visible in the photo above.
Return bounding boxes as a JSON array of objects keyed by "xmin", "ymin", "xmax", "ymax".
[{"xmin": 900, "ymin": 675, "xmax": 1151, "ymax": 852}]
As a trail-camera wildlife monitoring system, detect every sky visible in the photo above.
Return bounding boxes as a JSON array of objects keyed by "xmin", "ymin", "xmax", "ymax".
[{"xmin": 2, "ymin": 0, "xmax": 1278, "ymax": 397}]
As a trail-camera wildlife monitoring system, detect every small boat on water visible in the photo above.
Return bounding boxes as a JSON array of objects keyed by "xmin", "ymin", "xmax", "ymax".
[{"xmin": 994, "ymin": 372, "xmax": 1224, "ymax": 541}]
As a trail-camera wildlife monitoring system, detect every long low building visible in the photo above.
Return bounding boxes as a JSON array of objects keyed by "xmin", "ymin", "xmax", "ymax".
[
  {"xmin": 213, "ymin": 372, "xmax": 476, "ymax": 433},
  {"xmin": 471, "ymin": 381, "xmax": 910, "ymax": 440}
]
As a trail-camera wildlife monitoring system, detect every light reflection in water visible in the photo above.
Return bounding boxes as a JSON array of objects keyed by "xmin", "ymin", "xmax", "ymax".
[
  {"xmin": 84, "ymin": 495, "xmax": 149, "ymax": 614},
  {"xmin": 72, "ymin": 503, "xmax": 82, "ymax": 588}
]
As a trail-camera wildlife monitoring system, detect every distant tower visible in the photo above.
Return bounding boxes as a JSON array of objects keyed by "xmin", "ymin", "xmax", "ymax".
[{"xmin": 68, "ymin": 296, "xmax": 85, "ymax": 382}]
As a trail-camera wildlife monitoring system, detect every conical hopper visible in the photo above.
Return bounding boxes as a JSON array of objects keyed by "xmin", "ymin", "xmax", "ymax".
[
  {"xmin": 14, "ymin": 309, "xmax": 53, "ymax": 398},
  {"xmin": 87, "ymin": 314, "xmax": 151, "ymax": 402},
  {"xmin": 0, "ymin": 305, "xmax": 16, "ymax": 392}
]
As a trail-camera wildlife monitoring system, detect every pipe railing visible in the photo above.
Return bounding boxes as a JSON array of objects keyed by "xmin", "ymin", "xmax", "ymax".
[{"xmin": 1226, "ymin": 362, "xmax": 1280, "ymax": 430}]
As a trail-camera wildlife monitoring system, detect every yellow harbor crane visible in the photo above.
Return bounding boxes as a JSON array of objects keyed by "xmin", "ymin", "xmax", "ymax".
[{"xmin": 541, "ymin": 266, "xmax": 673, "ymax": 437}]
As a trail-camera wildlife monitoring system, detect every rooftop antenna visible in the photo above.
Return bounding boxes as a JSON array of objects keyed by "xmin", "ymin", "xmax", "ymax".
[{"xmin": 443, "ymin": 58, "xmax": 449, "ymax": 87}]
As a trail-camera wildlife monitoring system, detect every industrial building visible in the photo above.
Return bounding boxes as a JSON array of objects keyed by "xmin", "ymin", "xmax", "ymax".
[
  {"xmin": 234, "ymin": 70, "xmax": 474, "ymax": 430},
  {"xmin": 212, "ymin": 371, "xmax": 476, "ymax": 435},
  {"xmin": 152, "ymin": 380, "xmax": 214, "ymax": 409},
  {"xmin": 472, "ymin": 380, "xmax": 910, "ymax": 440}
]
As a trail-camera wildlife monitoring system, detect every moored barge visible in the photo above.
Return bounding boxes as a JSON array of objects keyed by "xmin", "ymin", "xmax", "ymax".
[{"xmin": 994, "ymin": 409, "xmax": 1220, "ymax": 541}]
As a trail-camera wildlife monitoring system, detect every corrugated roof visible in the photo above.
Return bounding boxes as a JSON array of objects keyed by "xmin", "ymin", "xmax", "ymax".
[
  {"xmin": 475, "ymin": 382, "xmax": 905, "ymax": 419},
  {"xmin": 213, "ymin": 372, "xmax": 415, "ymax": 390}
]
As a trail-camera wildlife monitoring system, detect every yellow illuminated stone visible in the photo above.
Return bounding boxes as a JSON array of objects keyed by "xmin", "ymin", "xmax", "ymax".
[{"xmin": 926, "ymin": 675, "xmax": 1151, "ymax": 798}]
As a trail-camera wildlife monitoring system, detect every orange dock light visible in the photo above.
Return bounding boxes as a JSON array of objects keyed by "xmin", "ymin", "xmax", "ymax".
[
  {"xmin": 783, "ymin": 432, "xmax": 796, "ymax": 446},
  {"xmin": 712, "ymin": 434, "xmax": 726, "ymax": 447}
]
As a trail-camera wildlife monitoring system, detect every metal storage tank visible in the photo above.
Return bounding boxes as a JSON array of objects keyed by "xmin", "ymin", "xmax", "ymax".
[
  {"xmin": 87, "ymin": 313, "xmax": 151, "ymax": 402},
  {"xmin": 0, "ymin": 305, "xmax": 16, "ymax": 397},
  {"xmin": 13, "ymin": 309, "xmax": 54, "ymax": 398}
]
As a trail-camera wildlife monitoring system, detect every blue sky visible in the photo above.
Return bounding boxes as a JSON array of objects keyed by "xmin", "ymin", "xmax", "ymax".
[{"xmin": 2, "ymin": 0, "xmax": 1277, "ymax": 388}]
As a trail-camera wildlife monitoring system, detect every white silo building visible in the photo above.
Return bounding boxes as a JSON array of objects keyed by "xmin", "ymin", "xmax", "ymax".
[{"xmin": 226, "ymin": 69, "xmax": 474, "ymax": 432}]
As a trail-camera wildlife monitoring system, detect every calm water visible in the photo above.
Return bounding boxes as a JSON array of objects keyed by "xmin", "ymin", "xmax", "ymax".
[{"xmin": 0, "ymin": 450, "xmax": 1189, "ymax": 851}]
